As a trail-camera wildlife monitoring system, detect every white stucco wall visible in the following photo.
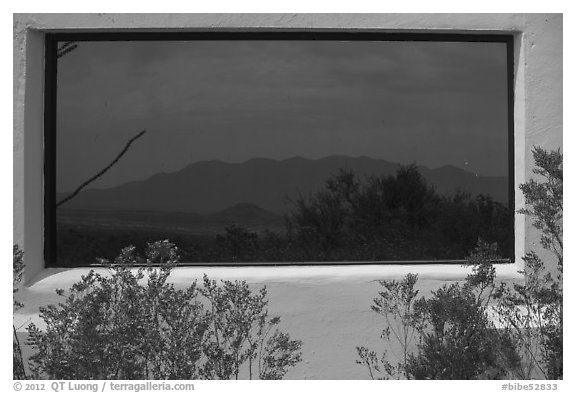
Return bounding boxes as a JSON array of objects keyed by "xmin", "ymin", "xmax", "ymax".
[{"xmin": 13, "ymin": 13, "xmax": 562, "ymax": 380}]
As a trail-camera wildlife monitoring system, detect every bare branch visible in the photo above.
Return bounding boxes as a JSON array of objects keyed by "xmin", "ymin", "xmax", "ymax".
[
  {"xmin": 57, "ymin": 41, "xmax": 78, "ymax": 59},
  {"xmin": 57, "ymin": 130, "xmax": 147, "ymax": 208}
]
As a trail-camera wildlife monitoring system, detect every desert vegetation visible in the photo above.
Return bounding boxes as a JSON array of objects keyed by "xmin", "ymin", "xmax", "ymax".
[
  {"xmin": 356, "ymin": 147, "xmax": 562, "ymax": 379},
  {"xmin": 57, "ymin": 164, "xmax": 511, "ymax": 265},
  {"xmin": 13, "ymin": 245, "xmax": 26, "ymax": 380},
  {"xmin": 14, "ymin": 149, "xmax": 561, "ymax": 380},
  {"xmin": 15, "ymin": 241, "xmax": 302, "ymax": 380},
  {"xmin": 284, "ymin": 165, "xmax": 510, "ymax": 261}
]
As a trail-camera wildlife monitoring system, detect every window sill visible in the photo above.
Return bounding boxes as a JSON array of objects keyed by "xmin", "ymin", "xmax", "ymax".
[
  {"xmin": 29, "ymin": 261, "xmax": 522, "ymax": 286},
  {"xmin": 14, "ymin": 262, "xmax": 523, "ymax": 333}
]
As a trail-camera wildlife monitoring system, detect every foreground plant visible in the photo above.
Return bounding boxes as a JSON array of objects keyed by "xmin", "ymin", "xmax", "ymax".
[
  {"xmin": 356, "ymin": 273, "xmax": 422, "ymax": 379},
  {"xmin": 493, "ymin": 147, "xmax": 563, "ymax": 379},
  {"xmin": 200, "ymin": 276, "xmax": 301, "ymax": 379},
  {"xmin": 26, "ymin": 240, "xmax": 302, "ymax": 380},
  {"xmin": 357, "ymin": 241, "xmax": 519, "ymax": 380},
  {"xmin": 356, "ymin": 147, "xmax": 562, "ymax": 380},
  {"xmin": 405, "ymin": 250, "xmax": 519, "ymax": 380},
  {"xmin": 13, "ymin": 245, "xmax": 26, "ymax": 380}
]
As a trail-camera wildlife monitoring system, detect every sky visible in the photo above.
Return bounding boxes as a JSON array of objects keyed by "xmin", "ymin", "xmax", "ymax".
[{"xmin": 56, "ymin": 39, "xmax": 509, "ymax": 192}]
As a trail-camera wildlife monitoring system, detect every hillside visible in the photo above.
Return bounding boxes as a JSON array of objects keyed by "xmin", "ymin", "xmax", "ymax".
[
  {"xmin": 58, "ymin": 202, "xmax": 284, "ymax": 235},
  {"xmin": 57, "ymin": 156, "xmax": 508, "ymax": 214}
]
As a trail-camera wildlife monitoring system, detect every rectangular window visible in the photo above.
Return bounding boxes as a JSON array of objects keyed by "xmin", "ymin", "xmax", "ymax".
[{"xmin": 45, "ymin": 32, "xmax": 514, "ymax": 267}]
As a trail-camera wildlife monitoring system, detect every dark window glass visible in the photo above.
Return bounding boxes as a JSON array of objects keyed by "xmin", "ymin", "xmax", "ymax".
[{"xmin": 46, "ymin": 34, "xmax": 514, "ymax": 266}]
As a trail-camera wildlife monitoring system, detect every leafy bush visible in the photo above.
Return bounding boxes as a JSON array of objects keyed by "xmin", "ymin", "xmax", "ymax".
[
  {"xmin": 356, "ymin": 147, "xmax": 562, "ymax": 380},
  {"xmin": 438, "ymin": 192, "xmax": 512, "ymax": 257},
  {"xmin": 200, "ymin": 276, "xmax": 301, "ymax": 379},
  {"xmin": 286, "ymin": 165, "xmax": 511, "ymax": 261},
  {"xmin": 356, "ymin": 273, "xmax": 423, "ymax": 379},
  {"xmin": 406, "ymin": 275, "xmax": 517, "ymax": 380},
  {"xmin": 357, "ymin": 241, "xmax": 519, "ymax": 380},
  {"xmin": 26, "ymin": 240, "xmax": 302, "ymax": 380},
  {"xmin": 13, "ymin": 245, "xmax": 26, "ymax": 380},
  {"xmin": 214, "ymin": 225, "xmax": 260, "ymax": 262},
  {"xmin": 287, "ymin": 166, "xmax": 437, "ymax": 250},
  {"xmin": 494, "ymin": 147, "xmax": 563, "ymax": 379}
]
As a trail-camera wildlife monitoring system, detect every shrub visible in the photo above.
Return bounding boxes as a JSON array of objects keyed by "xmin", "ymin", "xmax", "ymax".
[
  {"xmin": 356, "ymin": 273, "xmax": 423, "ymax": 379},
  {"xmin": 438, "ymin": 192, "xmax": 512, "ymax": 257},
  {"xmin": 356, "ymin": 240, "xmax": 519, "ymax": 380},
  {"xmin": 287, "ymin": 166, "xmax": 438, "ymax": 249},
  {"xmin": 286, "ymin": 165, "xmax": 510, "ymax": 261},
  {"xmin": 26, "ymin": 240, "xmax": 302, "ymax": 380},
  {"xmin": 494, "ymin": 147, "xmax": 563, "ymax": 379},
  {"xmin": 215, "ymin": 225, "xmax": 260, "ymax": 262},
  {"xmin": 357, "ymin": 147, "xmax": 562, "ymax": 380},
  {"xmin": 405, "ymin": 275, "xmax": 517, "ymax": 380},
  {"xmin": 200, "ymin": 276, "xmax": 302, "ymax": 380},
  {"xmin": 13, "ymin": 245, "xmax": 26, "ymax": 380}
]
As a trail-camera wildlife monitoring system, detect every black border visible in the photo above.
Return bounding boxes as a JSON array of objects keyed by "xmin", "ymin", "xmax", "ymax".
[
  {"xmin": 43, "ymin": 31, "xmax": 515, "ymax": 267},
  {"xmin": 47, "ymin": 31, "xmax": 515, "ymax": 42},
  {"xmin": 507, "ymin": 38, "xmax": 516, "ymax": 264},
  {"xmin": 44, "ymin": 36, "xmax": 58, "ymax": 267}
]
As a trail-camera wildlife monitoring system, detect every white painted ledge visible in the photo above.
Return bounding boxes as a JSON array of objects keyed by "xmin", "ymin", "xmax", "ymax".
[
  {"xmin": 14, "ymin": 263, "xmax": 523, "ymax": 331},
  {"xmin": 13, "ymin": 261, "xmax": 526, "ymax": 380},
  {"xmin": 27, "ymin": 262, "xmax": 523, "ymax": 287}
]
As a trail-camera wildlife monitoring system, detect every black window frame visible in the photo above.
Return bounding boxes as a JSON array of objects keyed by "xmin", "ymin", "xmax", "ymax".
[{"xmin": 43, "ymin": 31, "xmax": 515, "ymax": 267}]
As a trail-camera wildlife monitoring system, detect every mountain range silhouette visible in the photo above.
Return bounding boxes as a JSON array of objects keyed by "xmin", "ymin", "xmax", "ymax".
[{"xmin": 57, "ymin": 156, "xmax": 508, "ymax": 215}]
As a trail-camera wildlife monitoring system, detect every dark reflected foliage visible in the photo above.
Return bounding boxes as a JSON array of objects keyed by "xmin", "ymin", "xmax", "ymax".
[
  {"xmin": 285, "ymin": 165, "xmax": 511, "ymax": 261},
  {"xmin": 57, "ymin": 165, "xmax": 511, "ymax": 264}
]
